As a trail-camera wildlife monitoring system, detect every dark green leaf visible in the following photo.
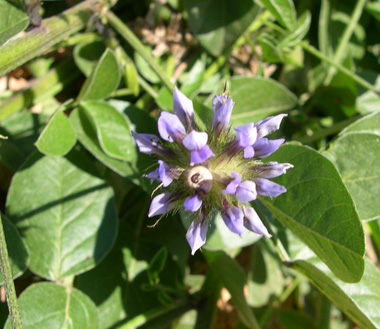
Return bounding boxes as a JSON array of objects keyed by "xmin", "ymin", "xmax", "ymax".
[
  {"xmin": 229, "ymin": 76, "xmax": 297, "ymax": 126},
  {"xmin": 261, "ymin": 143, "xmax": 365, "ymax": 283},
  {"xmin": 148, "ymin": 247, "xmax": 168, "ymax": 285},
  {"xmin": 6, "ymin": 151, "xmax": 118, "ymax": 280},
  {"xmin": 0, "ymin": 214, "xmax": 29, "ymax": 285},
  {"xmin": 35, "ymin": 111, "xmax": 77, "ymax": 156},
  {"xmin": 73, "ymin": 40, "xmax": 106, "ymax": 77},
  {"xmin": 0, "ymin": 0, "xmax": 29, "ymax": 45},
  {"xmin": 260, "ymin": 0, "xmax": 296, "ymax": 30},
  {"xmin": 185, "ymin": 0, "xmax": 259, "ymax": 57},
  {"xmin": 4, "ymin": 282, "xmax": 99, "ymax": 329},
  {"xmin": 78, "ymin": 48, "xmax": 120, "ymax": 101},
  {"xmin": 79, "ymin": 101, "xmax": 134, "ymax": 161}
]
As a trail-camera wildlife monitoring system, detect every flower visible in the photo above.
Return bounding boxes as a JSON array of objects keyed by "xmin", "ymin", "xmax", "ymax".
[{"xmin": 132, "ymin": 87, "xmax": 293, "ymax": 255}]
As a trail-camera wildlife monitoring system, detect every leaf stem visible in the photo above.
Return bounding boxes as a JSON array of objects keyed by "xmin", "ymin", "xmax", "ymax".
[
  {"xmin": 0, "ymin": 214, "xmax": 22, "ymax": 329},
  {"xmin": 301, "ymin": 41, "xmax": 380, "ymax": 95},
  {"xmin": 106, "ymin": 10, "xmax": 174, "ymax": 92}
]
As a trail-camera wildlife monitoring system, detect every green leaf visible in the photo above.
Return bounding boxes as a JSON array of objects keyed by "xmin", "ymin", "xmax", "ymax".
[
  {"xmin": 79, "ymin": 101, "xmax": 134, "ymax": 161},
  {"xmin": 78, "ymin": 48, "xmax": 120, "ymax": 101},
  {"xmin": 134, "ymin": 51, "xmax": 160, "ymax": 84},
  {"xmin": 0, "ymin": 214, "xmax": 29, "ymax": 285},
  {"xmin": 258, "ymin": 33, "xmax": 283, "ymax": 63},
  {"xmin": 0, "ymin": 0, "xmax": 29, "ymax": 45},
  {"xmin": 180, "ymin": 57, "xmax": 205, "ymax": 97},
  {"xmin": 6, "ymin": 151, "xmax": 118, "ymax": 280},
  {"xmin": 73, "ymin": 40, "xmax": 106, "ymax": 77},
  {"xmin": 278, "ymin": 10, "xmax": 311, "ymax": 48},
  {"xmin": 261, "ymin": 143, "xmax": 365, "ymax": 283},
  {"xmin": 324, "ymin": 111, "xmax": 380, "ymax": 221},
  {"xmin": 148, "ymin": 247, "xmax": 168, "ymax": 285},
  {"xmin": 291, "ymin": 249, "xmax": 380, "ymax": 329},
  {"xmin": 35, "ymin": 111, "xmax": 77, "ymax": 156},
  {"xmin": 260, "ymin": 0, "xmax": 296, "ymax": 30},
  {"xmin": 185, "ymin": 0, "xmax": 259, "ymax": 57},
  {"xmin": 204, "ymin": 250, "xmax": 260, "ymax": 329},
  {"xmin": 229, "ymin": 76, "xmax": 297, "ymax": 126},
  {"xmin": 4, "ymin": 282, "xmax": 99, "ymax": 329}
]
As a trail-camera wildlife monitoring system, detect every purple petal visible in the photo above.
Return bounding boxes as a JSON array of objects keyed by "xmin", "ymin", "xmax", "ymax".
[
  {"xmin": 148, "ymin": 192, "xmax": 174, "ymax": 217},
  {"xmin": 223, "ymin": 172, "xmax": 242, "ymax": 194},
  {"xmin": 255, "ymin": 178, "xmax": 286, "ymax": 197},
  {"xmin": 221, "ymin": 206, "xmax": 244, "ymax": 235},
  {"xmin": 183, "ymin": 131, "xmax": 208, "ymax": 151},
  {"xmin": 243, "ymin": 146, "xmax": 255, "ymax": 158},
  {"xmin": 254, "ymin": 138, "xmax": 284, "ymax": 158},
  {"xmin": 184, "ymin": 194, "xmax": 202, "ymax": 212},
  {"xmin": 132, "ymin": 131, "xmax": 165, "ymax": 155},
  {"xmin": 212, "ymin": 95, "xmax": 234, "ymax": 135},
  {"xmin": 255, "ymin": 114, "xmax": 287, "ymax": 139},
  {"xmin": 189, "ymin": 145, "xmax": 215, "ymax": 166},
  {"xmin": 243, "ymin": 206, "xmax": 271, "ymax": 238},
  {"xmin": 145, "ymin": 160, "xmax": 173, "ymax": 187},
  {"xmin": 173, "ymin": 86, "xmax": 194, "ymax": 128},
  {"xmin": 235, "ymin": 123, "xmax": 257, "ymax": 148},
  {"xmin": 236, "ymin": 180, "xmax": 257, "ymax": 202},
  {"xmin": 186, "ymin": 219, "xmax": 208, "ymax": 255},
  {"xmin": 253, "ymin": 162, "xmax": 294, "ymax": 178},
  {"xmin": 157, "ymin": 111, "xmax": 186, "ymax": 143}
]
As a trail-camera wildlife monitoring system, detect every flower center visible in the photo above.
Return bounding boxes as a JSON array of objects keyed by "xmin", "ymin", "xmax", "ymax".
[{"xmin": 187, "ymin": 166, "xmax": 213, "ymax": 194}]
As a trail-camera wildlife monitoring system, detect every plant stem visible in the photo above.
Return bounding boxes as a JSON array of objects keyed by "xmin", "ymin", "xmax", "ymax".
[
  {"xmin": 301, "ymin": 42, "xmax": 380, "ymax": 95},
  {"xmin": 106, "ymin": 10, "xmax": 174, "ymax": 92},
  {"xmin": 325, "ymin": 0, "xmax": 367, "ymax": 84},
  {"xmin": 0, "ymin": 214, "xmax": 22, "ymax": 329},
  {"xmin": 0, "ymin": 0, "xmax": 105, "ymax": 76}
]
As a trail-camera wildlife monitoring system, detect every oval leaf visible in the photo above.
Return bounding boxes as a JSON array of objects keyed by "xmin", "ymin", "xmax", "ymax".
[
  {"xmin": 78, "ymin": 48, "xmax": 120, "ymax": 101},
  {"xmin": 35, "ymin": 111, "xmax": 77, "ymax": 156},
  {"xmin": 4, "ymin": 282, "xmax": 99, "ymax": 329},
  {"xmin": 6, "ymin": 152, "xmax": 118, "ymax": 280},
  {"xmin": 73, "ymin": 40, "xmax": 106, "ymax": 77},
  {"xmin": 229, "ymin": 76, "xmax": 297, "ymax": 126},
  {"xmin": 261, "ymin": 143, "xmax": 365, "ymax": 283},
  {"xmin": 185, "ymin": 0, "xmax": 259, "ymax": 57},
  {"xmin": 0, "ymin": 1, "xmax": 29, "ymax": 45},
  {"xmin": 79, "ymin": 101, "xmax": 134, "ymax": 161},
  {"xmin": 0, "ymin": 214, "xmax": 29, "ymax": 285}
]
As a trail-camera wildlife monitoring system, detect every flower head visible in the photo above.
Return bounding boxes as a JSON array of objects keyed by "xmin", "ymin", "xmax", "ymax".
[{"xmin": 132, "ymin": 87, "xmax": 293, "ymax": 254}]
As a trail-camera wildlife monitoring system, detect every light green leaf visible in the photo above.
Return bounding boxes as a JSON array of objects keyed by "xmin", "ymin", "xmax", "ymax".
[
  {"xmin": 229, "ymin": 76, "xmax": 297, "ymax": 126},
  {"xmin": 73, "ymin": 40, "xmax": 106, "ymax": 77},
  {"xmin": 6, "ymin": 152, "xmax": 118, "ymax": 280},
  {"xmin": 134, "ymin": 51, "xmax": 160, "ymax": 84},
  {"xmin": 0, "ymin": 0, "xmax": 29, "ymax": 45},
  {"xmin": 180, "ymin": 57, "xmax": 205, "ymax": 97},
  {"xmin": 260, "ymin": 0, "xmax": 296, "ymax": 30},
  {"xmin": 185, "ymin": 0, "xmax": 259, "ymax": 57},
  {"xmin": 79, "ymin": 101, "xmax": 134, "ymax": 161},
  {"xmin": 291, "ymin": 249, "xmax": 380, "ymax": 329},
  {"xmin": 204, "ymin": 250, "xmax": 260, "ymax": 329},
  {"xmin": 0, "ymin": 214, "xmax": 29, "ymax": 285},
  {"xmin": 258, "ymin": 33, "xmax": 283, "ymax": 63},
  {"xmin": 261, "ymin": 143, "xmax": 365, "ymax": 283},
  {"xmin": 324, "ymin": 111, "xmax": 380, "ymax": 221},
  {"xmin": 35, "ymin": 111, "xmax": 77, "ymax": 156},
  {"xmin": 279, "ymin": 10, "xmax": 311, "ymax": 48},
  {"xmin": 78, "ymin": 48, "xmax": 120, "ymax": 101},
  {"xmin": 4, "ymin": 282, "xmax": 99, "ymax": 329}
]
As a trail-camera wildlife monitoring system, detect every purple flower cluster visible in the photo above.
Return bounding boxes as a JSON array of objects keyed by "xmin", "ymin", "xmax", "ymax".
[{"xmin": 132, "ymin": 87, "xmax": 293, "ymax": 254}]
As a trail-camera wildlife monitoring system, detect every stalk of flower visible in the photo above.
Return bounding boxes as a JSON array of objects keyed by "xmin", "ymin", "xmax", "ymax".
[{"xmin": 132, "ymin": 86, "xmax": 293, "ymax": 255}]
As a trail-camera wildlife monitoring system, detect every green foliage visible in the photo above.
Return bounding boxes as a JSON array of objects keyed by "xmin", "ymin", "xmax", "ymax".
[{"xmin": 1, "ymin": 0, "xmax": 380, "ymax": 328}]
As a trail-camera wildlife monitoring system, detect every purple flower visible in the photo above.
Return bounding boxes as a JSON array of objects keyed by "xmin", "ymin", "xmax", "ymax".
[
  {"xmin": 243, "ymin": 206, "xmax": 271, "ymax": 238},
  {"xmin": 255, "ymin": 178, "xmax": 286, "ymax": 197},
  {"xmin": 255, "ymin": 114, "xmax": 287, "ymax": 139},
  {"xmin": 234, "ymin": 123, "xmax": 257, "ymax": 158},
  {"xmin": 186, "ymin": 218, "xmax": 208, "ymax": 255},
  {"xmin": 223, "ymin": 172, "xmax": 257, "ymax": 202},
  {"xmin": 212, "ymin": 94, "xmax": 234, "ymax": 135},
  {"xmin": 253, "ymin": 162, "xmax": 294, "ymax": 178},
  {"xmin": 148, "ymin": 192, "xmax": 175, "ymax": 217},
  {"xmin": 184, "ymin": 194, "xmax": 202, "ymax": 212},
  {"xmin": 158, "ymin": 111, "xmax": 186, "ymax": 143},
  {"xmin": 146, "ymin": 160, "xmax": 173, "ymax": 187},
  {"xmin": 173, "ymin": 86, "xmax": 194, "ymax": 129},
  {"xmin": 131, "ymin": 131, "xmax": 169, "ymax": 156},
  {"xmin": 221, "ymin": 205, "xmax": 244, "ymax": 235},
  {"xmin": 254, "ymin": 138, "xmax": 285, "ymax": 158},
  {"xmin": 182, "ymin": 131, "xmax": 215, "ymax": 166}
]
